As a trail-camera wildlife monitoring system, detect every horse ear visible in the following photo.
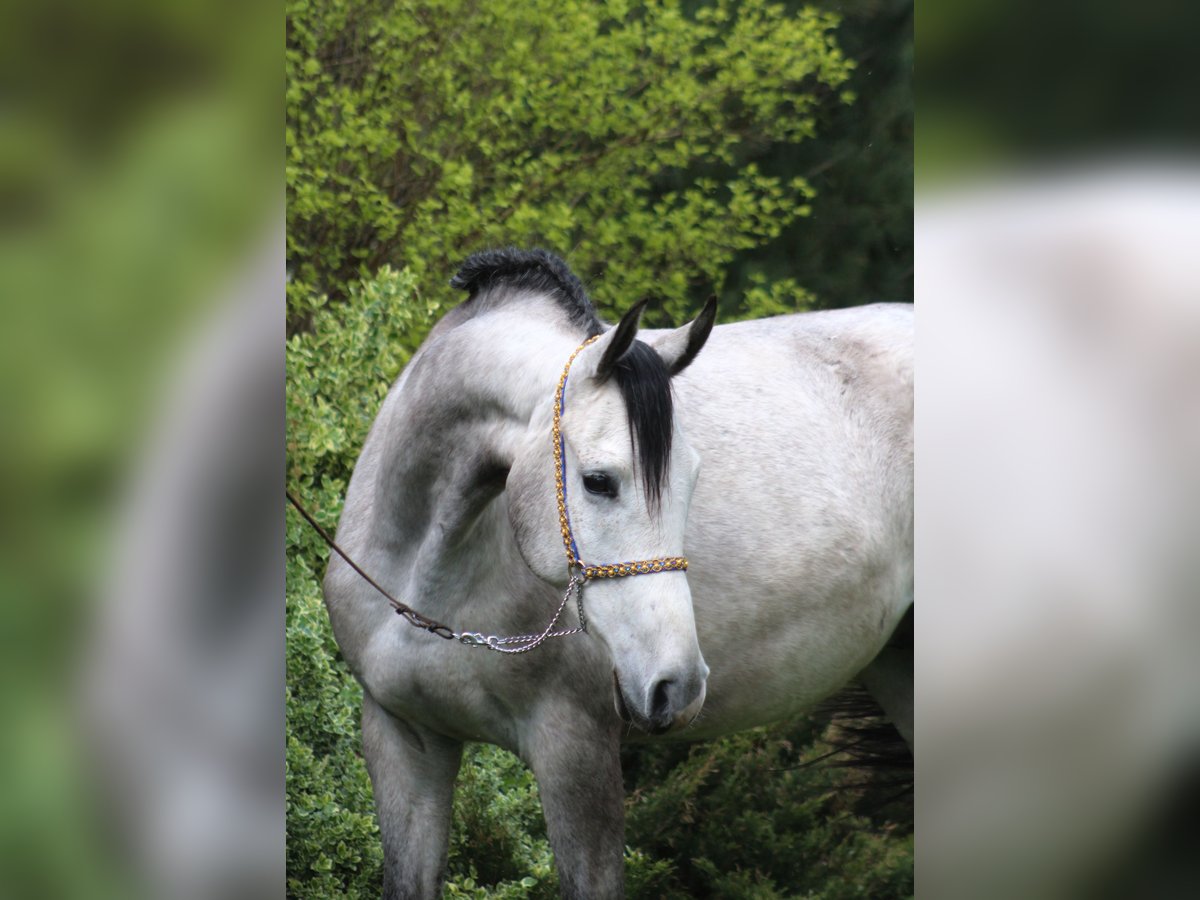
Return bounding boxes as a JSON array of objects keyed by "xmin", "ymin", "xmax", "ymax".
[
  {"xmin": 652, "ymin": 295, "xmax": 717, "ymax": 376},
  {"xmin": 593, "ymin": 298, "xmax": 648, "ymax": 382}
]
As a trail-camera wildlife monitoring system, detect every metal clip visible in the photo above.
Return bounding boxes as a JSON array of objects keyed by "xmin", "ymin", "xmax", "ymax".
[
  {"xmin": 458, "ymin": 632, "xmax": 487, "ymax": 647},
  {"xmin": 571, "ymin": 574, "xmax": 588, "ymax": 633}
]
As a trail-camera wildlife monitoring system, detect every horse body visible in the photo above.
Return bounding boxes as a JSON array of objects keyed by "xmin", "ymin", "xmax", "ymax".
[
  {"xmin": 666, "ymin": 307, "xmax": 913, "ymax": 737},
  {"xmin": 324, "ymin": 251, "xmax": 912, "ymax": 897}
]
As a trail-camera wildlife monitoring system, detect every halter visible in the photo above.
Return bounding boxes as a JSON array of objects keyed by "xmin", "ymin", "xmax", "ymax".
[
  {"xmin": 286, "ymin": 336, "xmax": 688, "ymax": 654},
  {"xmin": 552, "ymin": 335, "xmax": 689, "ymax": 580}
]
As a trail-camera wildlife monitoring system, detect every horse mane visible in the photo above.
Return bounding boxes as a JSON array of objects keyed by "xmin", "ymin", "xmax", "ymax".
[
  {"xmin": 451, "ymin": 248, "xmax": 674, "ymax": 505},
  {"xmin": 450, "ymin": 247, "xmax": 603, "ymax": 336}
]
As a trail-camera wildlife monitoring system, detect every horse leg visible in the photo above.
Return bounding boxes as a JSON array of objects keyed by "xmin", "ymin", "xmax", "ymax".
[
  {"xmin": 526, "ymin": 716, "xmax": 625, "ymax": 898},
  {"xmin": 859, "ymin": 605, "xmax": 914, "ymax": 751},
  {"xmin": 361, "ymin": 692, "xmax": 463, "ymax": 899}
]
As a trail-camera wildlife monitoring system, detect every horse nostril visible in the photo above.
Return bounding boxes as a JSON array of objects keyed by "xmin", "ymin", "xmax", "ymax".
[{"xmin": 650, "ymin": 679, "xmax": 675, "ymax": 722}]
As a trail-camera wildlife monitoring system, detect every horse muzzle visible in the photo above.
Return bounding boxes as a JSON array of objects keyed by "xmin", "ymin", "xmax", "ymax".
[{"xmin": 613, "ymin": 666, "xmax": 708, "ymax": 735}]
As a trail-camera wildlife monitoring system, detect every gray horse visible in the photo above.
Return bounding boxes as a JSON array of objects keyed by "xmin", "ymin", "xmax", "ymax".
[{"xmin": 324, "ymin": 249, "xmax": 913, "ymax": 897}]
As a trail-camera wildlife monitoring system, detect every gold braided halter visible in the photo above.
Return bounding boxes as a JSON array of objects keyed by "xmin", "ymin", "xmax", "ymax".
[{"xmin": 552, "ymin": 336, "xmax": 689, "ymax": 581}]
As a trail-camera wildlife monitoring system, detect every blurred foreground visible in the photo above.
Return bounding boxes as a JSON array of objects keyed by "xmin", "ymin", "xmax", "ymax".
[
  {"xmin": 918, "ymin": 164, "xmax": 1200, "ymax": 899},
  {"xmin": 918, "ymin": 1, "xmax": 1200, "ymax": 896},
  {"xmin": 0, "ymin": 0, "xmax": 279, "ymax": 897}
]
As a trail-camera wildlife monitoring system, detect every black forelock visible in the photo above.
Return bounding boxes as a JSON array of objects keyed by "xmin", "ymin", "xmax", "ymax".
[
  {"xmin": 450, "ymin": 247, "xmax": 603, "ymax": 335},
  {"xmin": 609, "ymin": 340, "xmax": 674, "ymax": 507}
]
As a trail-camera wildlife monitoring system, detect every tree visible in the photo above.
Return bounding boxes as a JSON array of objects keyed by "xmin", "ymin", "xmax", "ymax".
[{"xmin": 286, "ymin": 0, "xmax": 854, "ymax": 331}]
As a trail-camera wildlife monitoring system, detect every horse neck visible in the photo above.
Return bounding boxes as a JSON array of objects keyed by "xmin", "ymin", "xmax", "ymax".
[{"xmin": 349, "ymin": 306, "xmax": 579, "ymax": 617}]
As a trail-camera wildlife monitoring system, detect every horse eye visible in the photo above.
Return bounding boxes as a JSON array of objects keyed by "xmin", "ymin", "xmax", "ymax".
[{"xmin": 583, "ymin": 472, "xmax": 617, "ymax": 497}]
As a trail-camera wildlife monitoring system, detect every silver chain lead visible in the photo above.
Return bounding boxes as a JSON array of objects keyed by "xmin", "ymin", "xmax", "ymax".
[{"xmin": 456, "ymin": 573, "xmax": 587, "ymax": 653}]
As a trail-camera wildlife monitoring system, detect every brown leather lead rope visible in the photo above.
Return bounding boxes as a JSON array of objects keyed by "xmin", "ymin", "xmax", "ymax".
[{"xmin": 286, "ymin": 490, "xmax": 457, "ymax": 639}]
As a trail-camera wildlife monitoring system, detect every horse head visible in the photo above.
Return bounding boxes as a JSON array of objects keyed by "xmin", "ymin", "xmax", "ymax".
[{"xmin": 508, "ymin": 297, "xmax": 717, "ymax": 734}]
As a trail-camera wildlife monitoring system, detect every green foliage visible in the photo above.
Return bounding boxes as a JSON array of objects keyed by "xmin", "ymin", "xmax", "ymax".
[
  {"xmin": 286, "ymin": 482, "xmax": 382, "ymax": 897},
  {"xmin": 723, "ymin": 0, "xmax": 913, "ymax": 308},
  {"xmin": 286, "ymin": 1, "xmax": 912, "ymax": 897},
  {"xmin": 286, "ymin": 268, "xmax": 414, "ymax": 898},
  {"xmin": 446, "ymin": 746, "xmax": 559, "ymax": 898},
  {"xmin": 287, "ymin": 0, "xmax": 854, "ymax": 329},
  {"xmin": 621, "ymin": 719, "xmax": 913, "ymax": 898}
]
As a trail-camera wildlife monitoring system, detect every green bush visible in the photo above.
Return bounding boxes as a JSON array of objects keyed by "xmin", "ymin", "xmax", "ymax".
[
  {"xmin": 287, "ymin": 268, "xmax": 420, "ymax": 898},
  {"xmin": 621, "ymin": 721, "xmax": 913, "ymax": 898},
  {"xmin": 286, "ymin": 0, "xmax": 855, "ymax": 329}
]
